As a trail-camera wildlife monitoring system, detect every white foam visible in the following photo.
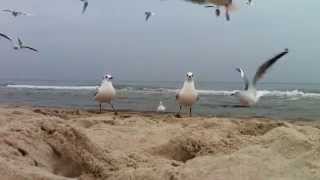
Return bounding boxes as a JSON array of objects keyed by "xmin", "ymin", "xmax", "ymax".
[
  {"xmin": 5, "ymin": 85, "xmax": 320, "ymax": 98},
  {"xmin": 6, "ymin": 84, "xmax": 98, "ymax": 90}
]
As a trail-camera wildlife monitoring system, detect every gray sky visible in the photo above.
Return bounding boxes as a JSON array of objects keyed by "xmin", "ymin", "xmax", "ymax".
[{"xmin": 0, "ymin": 0, "xmax": 319, "ymax": 83}]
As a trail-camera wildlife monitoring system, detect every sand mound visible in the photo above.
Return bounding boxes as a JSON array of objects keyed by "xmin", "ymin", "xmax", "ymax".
[{"xmin": 0, "ymin": 106, "xmax": 319, "ymax": 180}]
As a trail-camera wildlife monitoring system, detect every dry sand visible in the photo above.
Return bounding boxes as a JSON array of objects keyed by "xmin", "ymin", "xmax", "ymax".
[{"xmin": 0, "ymin": 105, "xmax": 319, "ymax": 180}]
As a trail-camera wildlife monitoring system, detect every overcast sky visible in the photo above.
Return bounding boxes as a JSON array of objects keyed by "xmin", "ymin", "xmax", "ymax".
[{"xmin": 0, "ymin": 0, "xmax": 319, "ymax": 83}]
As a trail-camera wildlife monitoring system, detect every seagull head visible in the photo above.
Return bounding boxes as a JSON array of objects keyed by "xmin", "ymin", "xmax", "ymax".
[
  {"xmin": 104, "ymin": 73, "xmax": 113, "ymax": 81},
  {"xmin": 186, "ymin": 72, "xmax": 194, "ymax": 81}
]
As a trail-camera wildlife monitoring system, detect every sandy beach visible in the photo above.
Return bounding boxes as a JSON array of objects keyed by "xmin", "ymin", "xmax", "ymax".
[{"xmin": 0, "ymin": 105, "xmax": 319, "ymax": 180}]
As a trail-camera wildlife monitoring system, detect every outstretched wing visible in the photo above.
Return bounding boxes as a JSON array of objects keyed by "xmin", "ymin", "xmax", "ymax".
[
  {"xmin": 18, "ymin": 38, "xmax": 23, "ymax": 47},
  {"xmin": 236, "ymin": 68, "xmax": 249, "ymax": 90},
  {"xmin": 21, "ymin": 46, "xmax": 38, "ymax": 52},
  {"xmin": 2, "ymin": 9, "xmax": 13, "ymax": 13},
  {"xmin": 0, "ymin": 33, "xmax": 12, "ymax": 41},
  {"xmin": 145, "ymin": 12, "xmax": 151, "ymax": 21},
  {"xmin": 82, "ymin": 1, "xmax": 88, "ymax": 14},
  {"xmin": 253, "ymin": 49, "xmax": 289, "ymax": 85}
]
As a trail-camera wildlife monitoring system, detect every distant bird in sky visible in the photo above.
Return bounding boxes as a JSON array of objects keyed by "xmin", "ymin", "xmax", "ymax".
[
  {"xmin": 95, "ymin": 73, "xmax": 117, "ymax": 114},
  {"xmin": 2, "ymin": 9, "xmax": 31, "ymax": 17},
  {"xmin": 157, "ymin": 101, "xmax": 166, "ymax": 112},
  {"xmin": 145, "ymin": 11, "xmax": 155, "ymax": 21},
  {"xmin": 13, "ymin": 38, "xmax": 38, "ymax": 52},
  {"xmin": 0, "ymin": 33, "xmax": 12, "ymax": 42},
  {"xmin": 232, "ymin": 49, "xmax": 289, "ymax": 106},
  {"xmin": 80, "ymin": 0, "xmax": 89, "ymax": 14},
  {"xmin": 176, "ymin": 72, "xmax": 199, "ymax": 117}
]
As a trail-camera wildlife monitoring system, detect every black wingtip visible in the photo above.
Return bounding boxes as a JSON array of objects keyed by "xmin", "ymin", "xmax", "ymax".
[{"xmin": 284, "ymin": 48, "xmax": 289, "ymax": 53}]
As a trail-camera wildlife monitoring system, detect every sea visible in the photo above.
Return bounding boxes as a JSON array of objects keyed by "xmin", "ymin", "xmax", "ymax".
[{"xmin": 0, "ymin": 79, "xmax": 320, "ymax": 121}]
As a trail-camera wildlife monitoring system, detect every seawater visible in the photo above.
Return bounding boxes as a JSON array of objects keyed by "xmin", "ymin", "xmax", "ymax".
[{"xmin": 0, "ymin": 79, "xmax": 319, "ymax": 120}]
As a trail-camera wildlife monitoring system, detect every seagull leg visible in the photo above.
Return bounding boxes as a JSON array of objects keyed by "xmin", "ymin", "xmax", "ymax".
[
  {"xmin": 110, "ymin": 103, "xmax": 118, "ymax": 115},
  {"xmin": 175, "ymin": 105, "xmax": 182, "ymax": 118},
  {"xmin": 189, "ymin": 107, "xmax": 192, "ymax": 117},
  {"xmin": 99, "ymin": 103, "xmax": 102, "ymax": 113}
]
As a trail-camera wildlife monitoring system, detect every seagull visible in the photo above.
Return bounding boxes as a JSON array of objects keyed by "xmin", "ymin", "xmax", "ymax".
[
  {"xmin": 176, "ymin": 72, "xmax": 199, "ymax": 117},
  {"xmin": 157, "ymin": 101, "xmax": 166, "ymax": 112},
  {"xmin": 13, "ymin": 38, "xmax": 38, "ymax": 52},
  {"xmin": 0, "ymin": 33, "xmax": 12, "ymax": 42},
  {"xmin": 2, "ymin": 9, "xmax": 31, "ymax": 17},
  {"xmin": 80, "ymin": 0, "xmax": 89, "ymax": 14},
  {"xmin": 145, "ymin": 11, "xmax": 155, "ymax": 21},
  {"xmin": 232, "ymin": 49, "xmax": 289, "ymax": 106},
  {"xmin": 95, "ymin": 73, "xmax": 117, "ymax": 114}
]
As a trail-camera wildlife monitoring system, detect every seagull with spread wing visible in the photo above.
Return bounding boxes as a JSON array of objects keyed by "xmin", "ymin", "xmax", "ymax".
[
  {"xmin": 232, "ymin": 49, "xmax": 289, "ymax": 106},
  {"xmin": 145, "ymin": 11, "xmax": 155, "ymax": 21},
  {"xmin": 2, "ymin": 9, "xmax": 32, "ymax": 17},
  {"xmin": 80, "ymin": 0, "xmax": 89, "ymax": 14},
  {"xmin": 13, "ymin": 38, "xmax": 38, "ymax": 52}
]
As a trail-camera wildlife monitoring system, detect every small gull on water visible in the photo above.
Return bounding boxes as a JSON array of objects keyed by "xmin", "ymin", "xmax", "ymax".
[{"xmin": 157, "ymin": 101, "xmax": 166, "ymax": 112}]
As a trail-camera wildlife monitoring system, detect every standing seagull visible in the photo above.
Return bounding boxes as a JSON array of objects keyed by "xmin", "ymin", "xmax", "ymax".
[
  {"xmin": 13, "ymin": 38, "xmax": 38, "ymax": 52},
  {"xmin": 145, "ymin": 11, "xmax": 155, "ymax": 21},
  {"xmin": 232, "ymin": 49, "xmax": 289, "ymax": 106},
  {"xmin": 0, "ymin": 33, "xmax": 12, "ymax": 42},
  {"xmin": 157, "ymin": 101, "xmax": 166, "ymax": 112},
  {"xmin": 2, "ymin": 9, "xmax": 31, "ymax": 17},
  {"xmin": 95, "ymin": 73, "xmax": 117, "ymax": 114},
  {"xmin": 80, "ymin": 0, "xmax": 89, "ymax": 14},
  {"xmin": 176, "ymin": 72, "xmax": 199, "ymax": 117}
]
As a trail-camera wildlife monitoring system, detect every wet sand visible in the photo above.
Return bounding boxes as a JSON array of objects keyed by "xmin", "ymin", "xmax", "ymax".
[{"xmin": 0, "ymin": 105, "xmax": 319, "ymax": 180}]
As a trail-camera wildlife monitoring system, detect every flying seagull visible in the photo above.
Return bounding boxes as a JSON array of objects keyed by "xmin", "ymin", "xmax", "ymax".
[
  {"xmin": 176, "ymin": 72, "xmax": 199, "ymax": 117},
  {"xmin": 145, "ymin": 11, "xmax": 155, "ymax": 21},
  {"xmin": 13, "ymin": 38, "xmax": 38, "ymax": 52},
  {"xmin": 157, "ymin": 101, "xmax": 166, "ymax": 112},
  {"xmin": 232, "ymin": 49, "xmax": 289, "ymax": 106},
  {"xmin": 0, "ymin": 33, "xmax": 12, "ymax": 42},
  {"xmin": 95, "ymin": 73, "xmax": 117, "ymax": 114},
  {"xmin": 80, "ymin": 0, "xmax": 88, "ymax": 14},
  {"xmin": 2, "ymin": 9, "xmax": 31, "ymax": 17}
]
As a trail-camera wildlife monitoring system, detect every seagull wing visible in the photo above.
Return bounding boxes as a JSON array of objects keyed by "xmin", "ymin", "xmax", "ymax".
[
  {"xmin": 82, "ymin": 1, "xmax": 88, "ymax": 14},
  {"xmin": 0, "ymin": 33, "xmax": 12, "ymax": 41},
  {"xmin": 253, "ymin": 49, "xmax": 289, "ymax": 85},
  {"xmin": 18, "ymin": 38, "xmax": 23, "ymax": 47},
  {"xmin": 21, "ymin": 46, "xmax": 38, "ymax": 52},
  {"xmin": 145, "ymin": 12, "xmax": 151, "ymax": 21},
  {"xmin": 236, "ymin": 68, "xmax": 249, "ymax": 90},
  {"xmin": 94, "ymin": 88, "xmax": 99, "ymax": 97},
  {"xmin": 2, "ymin": 9, "xmax": 13, "ymax": 13}
]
